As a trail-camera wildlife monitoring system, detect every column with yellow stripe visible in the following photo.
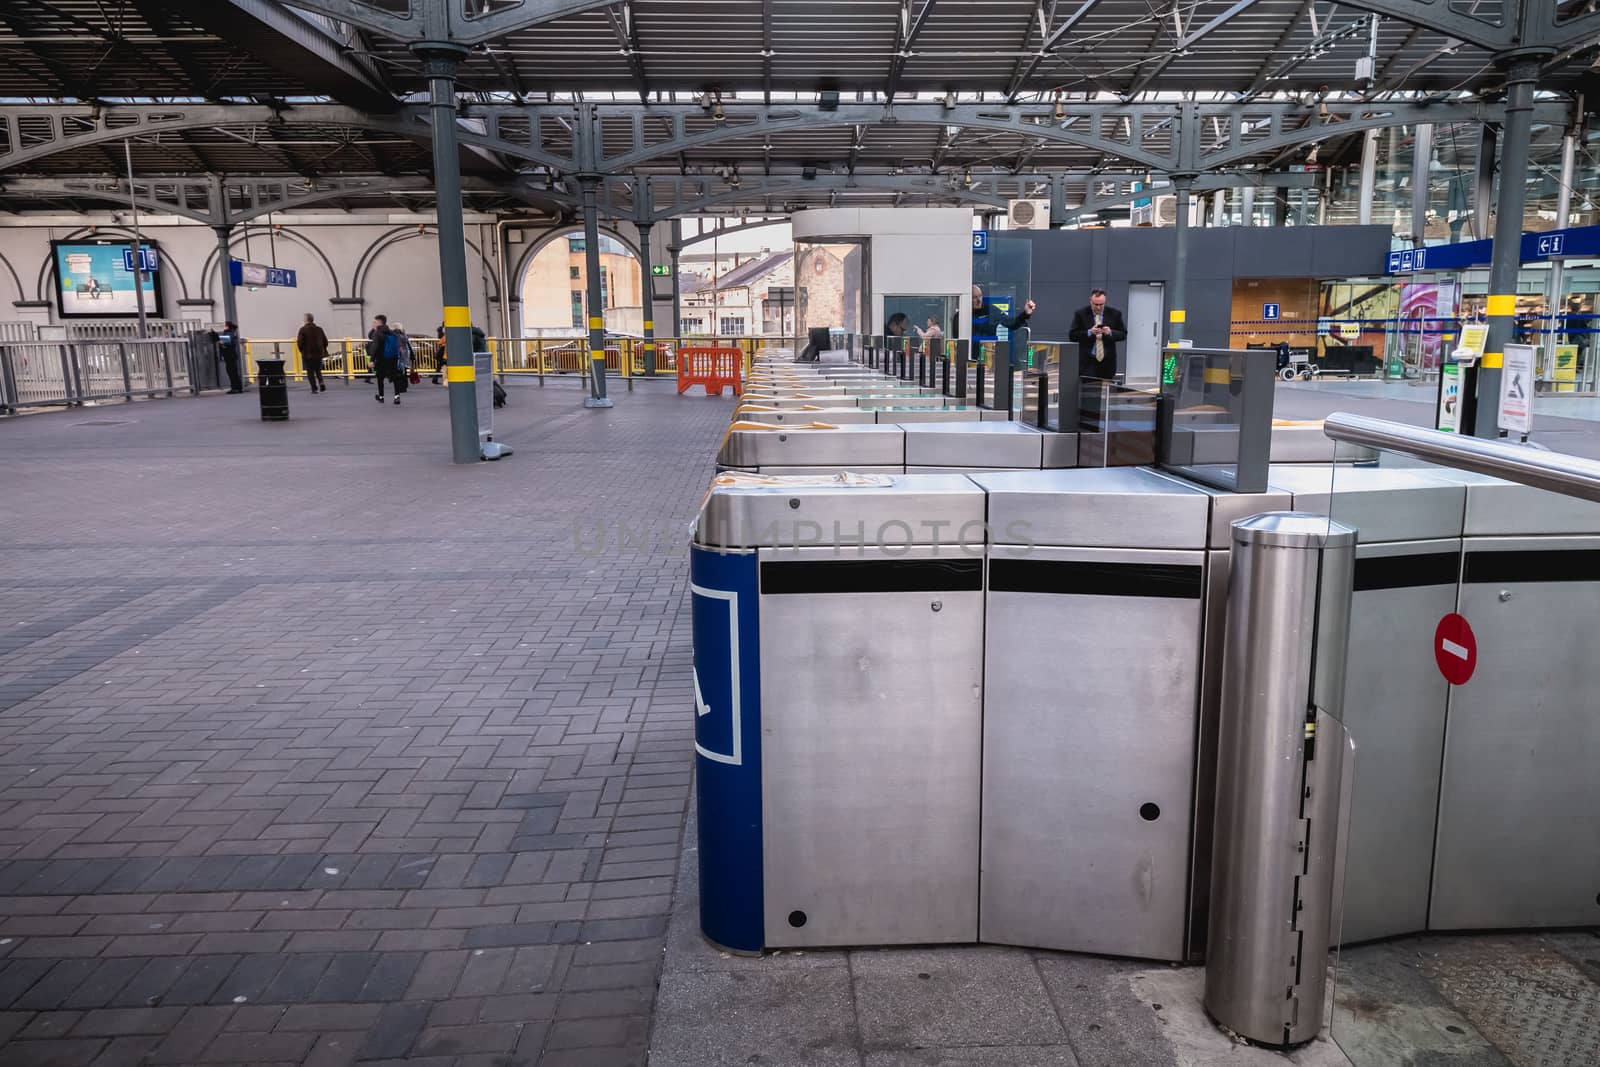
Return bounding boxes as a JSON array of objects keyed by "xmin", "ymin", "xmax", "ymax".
[
  {"xmin": 1476, "ymin": 56, "xmax": 1541, "ymax": 436},
  {"xmin": 414, "ymin": 42, "xmax": 481, "ymax": 463},
  {"xmin": 1167, "ymin": 174, "xmax": 1194, "ymax": 350},
  {"xmin": 579, "ymin": 176, "xmax": 614, "ymax": 408}
]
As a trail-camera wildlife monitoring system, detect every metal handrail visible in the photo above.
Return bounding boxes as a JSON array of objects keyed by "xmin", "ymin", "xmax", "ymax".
[{"xmin": 1323, "ymin": 412, "xmax": 1600, "ymax": 504}]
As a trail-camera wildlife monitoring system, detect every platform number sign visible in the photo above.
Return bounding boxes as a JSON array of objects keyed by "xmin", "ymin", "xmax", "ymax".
[
  {"xmin": 1263, "ymin": 303, "xmax": 1280, "ymax": 321},
  {"xmin": 121, "ymin": 248, "xmax": 158, "ymax": 272},
  {"xmin": 973, "ymin": 231, "xmax": 989, "ymax": 254}
]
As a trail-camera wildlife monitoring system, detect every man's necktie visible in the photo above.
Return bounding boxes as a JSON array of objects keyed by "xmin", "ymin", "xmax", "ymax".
[{"xmin": 1094, "ymin": 314, "xmax": 1105, "ymax": 362}]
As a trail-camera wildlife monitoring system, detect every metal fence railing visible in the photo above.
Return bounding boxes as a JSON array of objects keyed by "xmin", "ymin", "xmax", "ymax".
[{"xmin": 0, "ymin": 337, "xmax": 202, "ymax": 413}]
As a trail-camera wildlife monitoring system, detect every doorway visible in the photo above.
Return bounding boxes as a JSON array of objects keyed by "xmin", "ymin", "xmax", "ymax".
[{"xmin": 1125, "ymin": 282, "xmax": 1165, "ymax": 383}]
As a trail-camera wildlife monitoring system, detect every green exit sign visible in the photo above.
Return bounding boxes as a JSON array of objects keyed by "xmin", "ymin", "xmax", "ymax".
[{"xmin": 651, "ymin": 264, "xmax": 670, "ymax": 276}]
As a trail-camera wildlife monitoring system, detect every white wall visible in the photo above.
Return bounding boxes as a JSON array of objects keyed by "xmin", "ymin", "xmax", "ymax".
[
  {"xmin": 790, "ymin": 207, "xmax": 974, "ymax": 336},
  {"xmin": 0, "ymin": 212, "xmax": 501, "ymax": 344}
]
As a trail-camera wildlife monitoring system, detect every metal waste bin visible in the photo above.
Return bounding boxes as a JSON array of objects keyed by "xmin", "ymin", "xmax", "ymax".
[
  {"xmin": 1205, "ymin": 513, "xmax": 1354, "ymax": 1047},
  {"xmin": 256, "ymin": 358, "xmax": 288, "ymax": 421}
]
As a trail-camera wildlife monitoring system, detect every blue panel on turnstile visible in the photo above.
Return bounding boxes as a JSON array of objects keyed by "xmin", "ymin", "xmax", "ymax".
[{"xmin": 691, "ymin": 542, "xmax": 764, "ymax": 952}]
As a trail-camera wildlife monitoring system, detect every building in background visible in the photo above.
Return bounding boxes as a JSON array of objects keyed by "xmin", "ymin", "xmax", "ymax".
[
  {"xmin": 678, "ymin": 251, "xmax": 793, "ymax": 335},
  {"xmin": 521, "ymin": 233, "xmax": 640, "ymax": 337}
]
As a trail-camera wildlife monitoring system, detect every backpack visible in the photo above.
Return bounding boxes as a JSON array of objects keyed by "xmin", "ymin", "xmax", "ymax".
[
  {"xmin": 383, "ymin": 332, "xmax": 400, "ymax": 360},
  {"xmin": 492, "ymin": 380, "xmax": 507, "ymax": 408},
  {"xmin": 471, "ymin": 326, "xmax": 487, "ymax": 352}
]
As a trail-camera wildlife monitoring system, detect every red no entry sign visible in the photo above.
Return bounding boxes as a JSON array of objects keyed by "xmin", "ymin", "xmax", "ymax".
[{"xmin": 1434, "ymin": 613, "xmax": 1477, "ymax": 685}]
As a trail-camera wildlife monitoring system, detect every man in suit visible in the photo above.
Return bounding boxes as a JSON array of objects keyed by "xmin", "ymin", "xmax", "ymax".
[{"xmin": 1068, "ymin": 288, "xmax": 1128, "ymax": 380}]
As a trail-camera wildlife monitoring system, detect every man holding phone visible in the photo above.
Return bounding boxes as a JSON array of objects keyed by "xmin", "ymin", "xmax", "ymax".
[{"xmin": 1069, "ymin": 288, "xmax": 1128, "ymax": 380}]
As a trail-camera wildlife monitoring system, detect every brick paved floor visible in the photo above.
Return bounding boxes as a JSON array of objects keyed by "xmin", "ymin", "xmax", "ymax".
[{"xmin": 0, "ymin": 377, "xmax": 731, "ymax": 1066}]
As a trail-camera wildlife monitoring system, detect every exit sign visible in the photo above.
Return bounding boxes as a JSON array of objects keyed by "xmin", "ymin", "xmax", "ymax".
[{"xmin": 651, "ymin": 264, "xmax": 670, "ymax": 276}]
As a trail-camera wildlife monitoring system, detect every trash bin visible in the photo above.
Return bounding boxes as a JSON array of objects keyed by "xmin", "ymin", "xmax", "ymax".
[{"xmin": 257, "ymin": 358, "xmax": 289, "ymax": 421}]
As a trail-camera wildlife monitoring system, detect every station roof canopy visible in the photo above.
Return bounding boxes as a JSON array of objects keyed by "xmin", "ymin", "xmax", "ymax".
[{"xmin": 1, "ymin": 1, "xmax": 1597, "ymax": 219}]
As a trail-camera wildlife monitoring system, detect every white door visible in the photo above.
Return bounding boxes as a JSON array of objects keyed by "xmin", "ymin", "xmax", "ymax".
[{"xmin": 1124, "ymin": 283, "xmax": 1164, "ymax": 383}]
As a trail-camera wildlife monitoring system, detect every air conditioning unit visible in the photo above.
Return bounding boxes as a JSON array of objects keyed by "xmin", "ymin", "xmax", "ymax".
[
  {"xmin": 1007, "ymin": 199, "xmax": 1051, "ymax": 230},
  {"xmin": 1154, "ymin": 195, "xmax": 1179, "ymax": 226}
]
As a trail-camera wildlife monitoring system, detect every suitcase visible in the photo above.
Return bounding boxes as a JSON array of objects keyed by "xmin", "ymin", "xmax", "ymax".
[{"xmin": 492, "ymin": 380, "xmax": 507, "ymax": 408}]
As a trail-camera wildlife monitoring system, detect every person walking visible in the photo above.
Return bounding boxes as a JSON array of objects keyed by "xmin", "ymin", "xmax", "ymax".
[
  {"xmin": 216, "ymin": 321, "xmax": 244, "ymax": 394},
  {"xmin": 1068, "ymin": 288, "xmax": 1128, "ymax": 381},
  {"xmin": 296, "ymin": 313, "xmax": 329, "ymax": 393},
  {"xmin": 392, "ymin": 322, "xmax": 414, "ymax": 396},
  {"xmin": 368, "ymin": 314, "xmax": 401, "ymax": 404}
]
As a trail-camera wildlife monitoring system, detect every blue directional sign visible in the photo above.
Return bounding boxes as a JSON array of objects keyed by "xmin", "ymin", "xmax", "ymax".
[
  {"xmin": 1385, "ymin": 224, "xmax": 1600, "ymax": 274},
  {"xmin": 229, "ymin": 259, "xmax": 297, "ymax": 288},
  {"xmin": 1533, "ymin": 232, "xmax": 1566, "ymax": 258},
  {"xmin": 121, "ymin": 247, "xmax": 158, "ymax": 272},
  {"xmin": 972, "ymin": 231, "xmax": 989, "ymax": 254},
  {"xmin": 1263, "ymin": 303, "xmax": 1280, "ymax": 321}
]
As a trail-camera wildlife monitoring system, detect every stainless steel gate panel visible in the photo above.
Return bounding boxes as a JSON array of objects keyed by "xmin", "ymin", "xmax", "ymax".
[
  {"xmin": 740, "ymin": 395, "xmax": 861, "ymax": 409},
  {"xmin": 1267, "ymin": 464, "xmax": 1467, "ymax": 543},
  {"xmin": 974, "ymin": 468, "xmax": 1212, "ymax": 550},
  {"xmin": 738, "ymin": 408, "xmax": 879, "ymax": 425},
  {"xmin": 1140, "ymin": 477, "xmax": 1292, "ymax": 961},
  {"xmin": 876, "ymin": 406, "xmax": 990, "ymax": 423},
  {"xmin": 758, "ymin": 544, "xmax": 985, "ymax": 947},
  {"xmin": 718, "ymin": 424, "xmax": 906, "ymax": 469},
  {"xmin": 856, "ymin": 395, "xmax": 947, "ymax": 408},
  {"xmin": 1042, "ymin": 433, "xmax": 1079, "ymax": 468},
  {"xmin": 981, "ymin": 544, "xmax": 1207, "ymax": 961},
  {"xmin": 1339, "ymin": 538, "xmax": 1461, "ymax": 943},
  {"xmin": 903, "ymin": 422, "xmax": 1047, "ymax": 469},
  {"xmin": 697, "ymin": 474, "xmax": 984, "ymax": 550},
  {"xmin": 1431, "ymin": 534, "xmax": 1600, "ymax": 930},
  {"xmin": 1457, "ymin": 475, "xmax": 1600, "ymax": 535}
]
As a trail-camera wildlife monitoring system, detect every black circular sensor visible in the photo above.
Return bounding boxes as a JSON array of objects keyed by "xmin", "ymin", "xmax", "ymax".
[
  {"xmin": 787, "ymin": 910, "xmax": 806, "ymax": 928},
  {"xmin": 1139, "ymin": 803, "xmax": 1161, "ymax": 822}
]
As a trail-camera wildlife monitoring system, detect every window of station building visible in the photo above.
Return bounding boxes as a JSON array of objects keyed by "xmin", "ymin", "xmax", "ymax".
[
  {"xmin": 681, "ymin": 317, "xmax": 705, "ymax": 334},
  {"xmin": 568, "ymin": 237, "xmax": 586, "ymax": 252},
  {"xmin": 569, "ymin": 266, "xmax": 580, "ymax": 280},
  {"xmin": 720, "ymin": 316, "xmax": 745, "ymax": 336},
  {"xmin": 570, "ymin": 290, "xmax": 584, "ymax": 328}
]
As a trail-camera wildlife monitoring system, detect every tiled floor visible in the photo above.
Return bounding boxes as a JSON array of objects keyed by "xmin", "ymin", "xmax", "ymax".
[{"xmin": 0, "ymin": 376, "xmax": 730, "ymax": 1066}]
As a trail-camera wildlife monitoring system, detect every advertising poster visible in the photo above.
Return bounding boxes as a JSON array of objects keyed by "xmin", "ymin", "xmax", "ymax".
[
  {"xmin": 1437, "ymin": 364, "xmax": 1461, "ymax": 433},
  {"xmin": 1399, "ymin": 280, "xmax": 1458, "ymax": 374},
  {"xmin": 51, "ymin": 241, "xmax": 161, "ymax": 319},
  {"xmin": 1553, "ymin": 344, "xmax": 1578, "ymax": 393}
]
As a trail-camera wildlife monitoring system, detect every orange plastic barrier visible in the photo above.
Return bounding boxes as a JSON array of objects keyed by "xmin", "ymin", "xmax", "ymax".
[{"xmin": 677, "ymin": 345, "xmax": 743, "ymax": 397}]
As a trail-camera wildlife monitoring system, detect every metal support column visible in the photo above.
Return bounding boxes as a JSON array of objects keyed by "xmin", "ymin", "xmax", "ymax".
[
  {"xmin": 1239, "ymin": 186, "xmax": 1255, "ymax": 227},
  {"xmin": 214, "ymin": 225, "xmax": 238, "ymax": 328},
  {"xmin": 637, "ymin": 221, "xmax": 657, "ymax": 375},
  {"xmin": 415, "ymin": 43, "xmax": 482, "ymax": 462},
  {"xmin": 1549, "ymin": 127, "xmax": 1578, "ymax": 356},
  {"xmin": 1358, "ymin": 129, "xmax": 1378, "ymax": 226},
  {"xmin": 1212, "ymin": 189, "xmax": 1228, "ymax": 227},
  {"xmin": 1412, "ymin": 123, "xmax": 1433, "ymax": 246},
  {"xmin": 123, "ymin": 141, "xmax": 149, "ymax": 338},
  {"xmin": 1169, "ymin": 175, "xmax": 1193, "ymax": 348},
  {"xmin": 670, "ymin": 220, "xmax": 683, "ymax": 338},
  {"xmin": 1474, "ymin": 123, "xmax": 1497, "ymax": 240},
  {"xmin": 1477, "ymin": 56, "xmax": 1543, "ymax": 437},
  {"xmin": 579, "ymin": 177, "xmax": 612, "ymax": 407},
  {"xmin": 1205, "ymin": 513, "xmax": 1356, "ymax": 1048}
]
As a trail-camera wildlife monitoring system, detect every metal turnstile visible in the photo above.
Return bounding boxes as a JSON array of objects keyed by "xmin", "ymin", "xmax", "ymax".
[
  {"xmin": 1427, "ymin": 472, "xmax": 1600, "ymax": 930},
  {"xmin": 1265, "ymin": 464, "xmax": 1467, "ymax": 943},
  {"xmin": 972, "ymin": 467, "xmax": 1212, "ymax": 961},
  {"xmin": 693, "ymin": 474, "xmax": 988, "ymax": 951}
]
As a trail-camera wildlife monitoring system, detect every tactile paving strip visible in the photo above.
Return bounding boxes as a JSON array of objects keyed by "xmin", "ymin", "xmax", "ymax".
[{"xmin": 1418, "ymin": 939, "xmax": 1600, "ymax": 1067}]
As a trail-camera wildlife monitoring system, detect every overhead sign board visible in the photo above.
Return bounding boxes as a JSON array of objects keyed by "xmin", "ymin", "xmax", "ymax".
[
  {"xmin": 229, "ymin": 259, "xmax": 297, "ymax": 288},
  {"xmin": 651, "ymin": 264, "xmax": 670, "ymax": 276},
  {"xmin": 121, "ymin": 247, "xmax": 159, "ymax": 273}
]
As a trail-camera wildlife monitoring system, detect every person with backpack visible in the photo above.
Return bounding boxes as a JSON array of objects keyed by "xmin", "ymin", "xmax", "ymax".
[
  {"xmin": 392, "ymin": 322, "xmax": 415, "ymax": 394},
  {"xmin": 368, "ymin": 314, "xmax": 402, "ymax": 405}
]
